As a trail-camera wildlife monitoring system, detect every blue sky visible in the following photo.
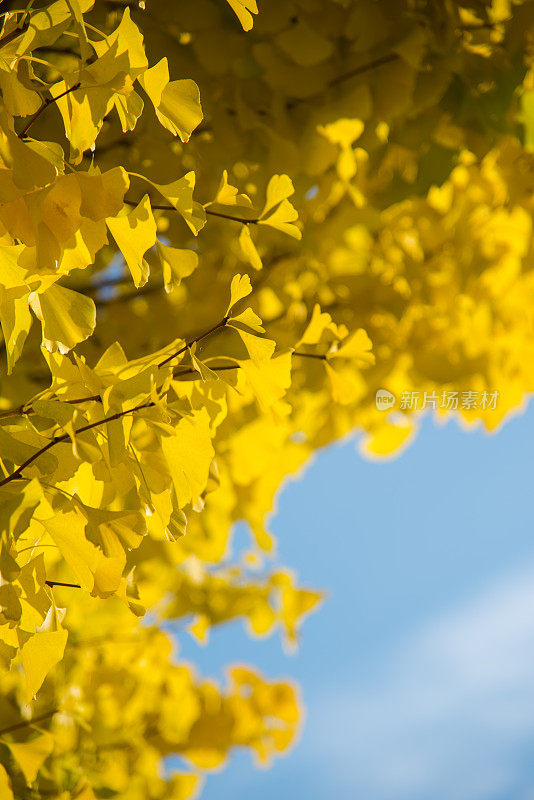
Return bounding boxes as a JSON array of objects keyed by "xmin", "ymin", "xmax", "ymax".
[{"xmin": 172, "ymin": 402, "xmax": 534, "ymax": 800}]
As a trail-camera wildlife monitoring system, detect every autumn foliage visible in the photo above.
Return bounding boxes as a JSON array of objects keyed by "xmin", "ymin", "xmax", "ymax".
[{"xmin": 0, "ymin": 0, "xmax": 533, "ymax": 797}]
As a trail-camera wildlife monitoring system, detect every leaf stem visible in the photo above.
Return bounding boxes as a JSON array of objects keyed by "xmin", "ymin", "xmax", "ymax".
[{"xmin": 0, "ymin": 21, "xmax": 29, "ymax": 49}]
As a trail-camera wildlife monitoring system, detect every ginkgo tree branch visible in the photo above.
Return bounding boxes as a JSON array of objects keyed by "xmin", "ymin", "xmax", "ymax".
[
  {"xmin": 328, "ymin": 52, "xmax": 400, "ymax": 89},
  {"xmin": 0, "ymin": 315, "xmax": 237, "ymax": 485},
  {"xmin": 123, "ymin": 197, "xmax": 261, "ymax": 225},
  {"xmin": 0, "ymin": 344, "xmax": 331, "ymax": 423},
  {"xmin": 46, "ymin": 580, "xmax": 82, "ymax": 589},
  {"xmin": 286, "ymin": 19, "xmax": 504, "ymax": 108},
  {"xmin": 286, "ymin": 53, "xmax": 400, "ymax": 109},
  {"xmin": 157, "ymin": 316, "xmax": 229, "ymax": 367},
  {"xmin": 0, "ymin": 315, "xmax": 231, "ymax": 419},
  {"xmin": 18, "ymin": 82, "xmax": 81, "ymax": 139},
  {"xmin": 173, "ymin": 364, "xmax": 239, "ymax": 378},
  {"xmin": 0, "ymin": 334, "xmax": 335, "ymax": 427},
  {"xmin": 0, "ymin": 709, "xmax": 58, "ymax": 737},
  {"xmin": 0, "ymin": 393, "xmax": 101, "ymax": 421},
  {"xmin": 0, "ymin": 352, "xmax": 338, "ymax": 486},
  {"xmin": 293, "ymin": 351, "xmax": 328, "ymax": 361},
  {"xmin": 0, "ymin": 401, "xmax": 154, "ymax": 487},
  {"xmin": 204, "ymin": 208, "xmax": 260, "ymax": 224}
]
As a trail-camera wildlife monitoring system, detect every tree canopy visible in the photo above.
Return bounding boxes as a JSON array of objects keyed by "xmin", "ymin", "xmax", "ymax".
[{"xmin": 1, "ymin": 0, "xmax": 533, "ymax": 797}]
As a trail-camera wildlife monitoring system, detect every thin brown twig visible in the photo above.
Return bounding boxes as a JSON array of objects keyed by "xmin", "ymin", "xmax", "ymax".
[
  {"xmin": 0, "ymin": 709, "xmax": 58, "ymax": 737},
  {"xmin": 0, "ymin": 393, "xmax": 101, "ymax": 420},
  {"xmin": 123, "ymin": 197, "xmax": 261, "ymax": 225},
  {"xmin": 46, "ymin": 580, "xmax": 82, "ymax": 588},
  {"xmin": 286, "ymin": 53, "xmax": 400, "ymax": 109},
  {"xmin": 205, "ymin": 208, "xmax": 259, "ymax": 224},
  {"xmin": 157, "ymin": 317, "xmax": 229, "ymax": 368},
  {"xmin": 18, "ymin": 82, "xmax": 81, "ymax": 139},
  {"xmin": 0, "ymin": 341, "xmax": 325, "ymax": 423},
  {"xmin": 293, "ymin": 351, "xmax": 328, "ymax": 361},
  {"xmin": 328, "ymin": 52, "xmax": 400, "ymax": 89},
  {"xmin": 0, "ymin": 401, "xmax": 154, "ymax": 487},
  {"xmin": 0, "ymin": 316, "xmax": 230, "ymax": 419},
  {"xmin": 173, "ymin": 364, "xmax": 238, "ymax": 378}
]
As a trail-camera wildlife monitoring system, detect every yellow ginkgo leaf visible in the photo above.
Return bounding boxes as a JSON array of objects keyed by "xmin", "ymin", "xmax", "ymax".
[
  {"xmin": 225, "ymin": 273, "xmax": 253, "ymax": 315},
  {"xmin": 325, "ymin": 361, "xmax": 365, "ymax": 405},
  {"xmin": 258, "ymin": 200, "xmax": 302, "ymax": 239},
  {"xmin": 228, "ymin": 307, "xmax": 265, "ymax": 335},
  {"xmin": 42, "ymin": 174, "xmax": 82, "ymax": 244},
  {"xmin": 190, "ymin": 346, "xmax": 220, "ymax": 382},
  {"xmin": 139, "ymin": 58, "xmax": 203, "ymax": 142},
  {"xmin": 261, "ymin": 174, "xmax": 295, "ymax": 218},
  {"xmin": 296, "ymin": 304, "xmax": 346, "ymax": 348},
  {"xmin": 160, "ymin": 409, "xmax": 214, "ymax": 508},
  {"xmin": 213, "ymin": 170, "xmax": 252, "ymax": 207},
  {"xmin": 0, "ymin": 285, "xmax": 32, "ymax": 374},
  {"xmin": 157, "ymin": 241, "xmax": 198, "ymax": 292},
  {"xmin": 66, "ymin": 0, "xmax": 92, "ymax": 62},
  {"xmin": 225, "ymin": 0, "xmax": 258, "ymax": 31},
  {"xmin": 21, "ymin": 629, "xmax": 68, "ymax": 701},
  {"xmin": 6, "ymin": 732, "xmax": 54, "ymax": 784},
  {"xmin": 0, "ymin": 764, "xmax": 13, "ymax": 800},
  {"xmin": 0, "ymin": 60, "xmax": 41, "ymax": 117},
  {"xmin": 134, "ymin": 172, "xmax": 206, "ymax": 235},
  {"xmin": 29, "ymin": 284, "xmax": 96, "ymax": 354},
  {"xmin": 106, "ymin": 194, "xmax": 157, "ymax": 287},
  {"xmin": 239, "ymin": 350, "xmax": 292, "ymax": 411},
  {"xmin": 40, "ymin": 511, "xmax": 96, "ymax": 591},
  {"xmin": 318, "ymin": 118, "xmax": 365, "ymax": 148},
  {"xmin": 239, "ymin": 225, "xmax": 262, "ymax": 270},
  {"xmin": 189, "ymin": 614, "xmax": 210, "ymax": 644},
  {"xmin": 77, "ymin": 167, "xmax": 130, "ymax": 221},
  {"xmin": 258, "ymin": 175, "xmax": 301, "ymax": 239},
  {"xmin": 360, "ymin": 422, "xmax": 415, "ymax": 459},
  {"xmin": 333, "ymin": 328, "xmax": 375, "ymax": 365},
  {"xmin": 40, "ymin": 510, "xmax": 124, "ymax": 598}
]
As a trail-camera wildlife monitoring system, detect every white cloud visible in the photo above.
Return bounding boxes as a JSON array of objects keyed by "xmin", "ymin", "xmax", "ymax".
[{"xmin": 307, "ymin": 566, "xmax": 534, "ymax": 799}]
